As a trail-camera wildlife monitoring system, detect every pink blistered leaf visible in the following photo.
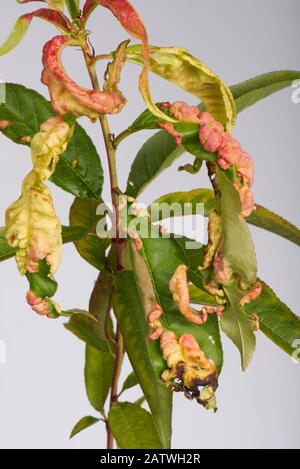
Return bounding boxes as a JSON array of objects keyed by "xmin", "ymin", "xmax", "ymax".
[
  {"xmin": 169, "ymin": 101, "xmax": 201, "ymax": 124},
  {"xmin": 0, "ymin": 8, "xmax": 70, "ymax": 56},
  {"xmin": 169, "ymin": 264, "xmax": 216, "ymax": 325},
  {"xmin": 148, "ymin": 304, "xmax": 163, "ymax": 341},
  {"xmin": 240, "ymin": 281, "xmax": 262, "ymax": 307},
  {"xmin": 198, "ymin": 112, "xmax": 224, "ymax": 153},
  {"xmin": 236, "ymin": 151, "xmax": 254, "ymax": 187},
  {"xmin": 238, "ymin": 184, "xmax": 255, "ymax": 218},
  {"xmin": 159, "ymin": 122, "xmax": 182, "ymax": 147},
  {"xmin": 41, "ymin": 35, "xmax": 127, "ymax": 120}
]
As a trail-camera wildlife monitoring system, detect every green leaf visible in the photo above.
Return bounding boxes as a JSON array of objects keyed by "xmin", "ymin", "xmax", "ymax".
[
  {"xmin": 221, "ymin": 284, "xmax": 256, "ymax": 371},
  {"xmin": 69, "ymin": 198, "xmax": 110, "ymax": 271},
  {"xmin": 150, "ymin": 189, "xmax": 216, "ymax": 220},
  {"xmin": 126, "ymin": 71, "xmax": 299, "ymax": 198},
  {"xmin": 66, "ymin": 0, "xmax": 80, "ymax": 19},
  {"xmin": 51, "ymin": 124, "xmax": 104, "ymax": 199},
  {"xmin": 126, "ymin": 132, "xmax": 182, "ymax": 198},
  {"xmin": 0, "ymin": 83, "xmax": 54, "ymax": 143},
  {"xmin": 247, "ymin": 205, "xmax": 300, "ymax": 247},
  {"xmin": 0, "ymin": 228, "xmax": 16, "ymax": 261},
  {"xmin": 140, "ymin": 236, "xmax": 223, "ymax": 373},
  {"xmin": 70, "ymin": 416, "xmax": 100, "ymax": 439},
  {"xmin": 108, "ymin": 402, "xmax": 162, "ymax": 449},
  {"xmin": 217, "ymin": 168, "xmax": 257, "ymax": 286},
  {"xmin": 151, "ymin": 190, "xmax": 300, "ymax": 247},
  {"xmin": 85, "ymin": 273, "xmax": 115, "ymax": 413},
  {"xmin": 244, "ymin": 281, "xmax": 300, "ymax": 358},
  {"xmin": 26, "ymin": 260, "xmax": 58, "ymax": 299},
  {"xmin": 0, "ymin": 84, "xmax": 104, "ymax": 198},
  {"xmin": 64, "ymin": 312, "xmax": 109, "ymax": 352},
  {"xmin": 135, "ymin": 396, "xmax": 146, "ymax": 407},
  {"xmin": 120, "ymin": 372, "xmax": 139, "ymax": 395},
  {"xmin": 61, "ymin": 225, "xmax": 89, "ymax": 243},
  {"xmin": 231, "ymin": 70, "xmax": 300, "ymax": 113},
  {"xmin": 113, "ymin": 270, "xmax": 172, "ymax": 449},
  {"xmin": 189, "ymin": 284, "xmax": 218, "ymax": 307}
]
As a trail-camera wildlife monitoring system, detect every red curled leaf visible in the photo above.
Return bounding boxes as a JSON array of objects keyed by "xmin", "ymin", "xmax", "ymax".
[
  {"xmin": 0, "ymin": 8, "xmax": 70, "ymax": 56},
  {"xmin": 41, "ymin": 35, "xmax": 127, "ymax": 120},
  {"xmin": 89, "ymin": 0, "xmax": 175, "ymax": 122},
  {"xmin": 82, "ymin": 0, "xmax": 98, "ymax": 19}
]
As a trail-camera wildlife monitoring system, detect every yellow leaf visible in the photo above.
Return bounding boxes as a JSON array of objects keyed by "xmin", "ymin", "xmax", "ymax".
[
  {"xmin": 127, "ymin": 45, "xmax": 236, "ymax": 131},
  {"xmin": 5, "ymin": 171, "xmax": 62, "ymax": 276}
]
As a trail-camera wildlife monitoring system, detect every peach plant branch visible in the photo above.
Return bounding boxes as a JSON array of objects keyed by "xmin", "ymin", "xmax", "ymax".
[{"xmin": 81, "ymin": 38, "xmax": 125, "ymax": 450}]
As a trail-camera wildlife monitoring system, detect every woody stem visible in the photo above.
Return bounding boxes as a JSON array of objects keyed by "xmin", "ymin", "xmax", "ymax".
[{"xmin": 82, "ymin": 42, "xmax": 125, "ymax": 450}]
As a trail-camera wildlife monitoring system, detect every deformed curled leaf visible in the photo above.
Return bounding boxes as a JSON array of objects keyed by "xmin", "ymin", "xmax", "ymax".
[
  {"xmin": 5, "ymin": 171, "xmax": 62, "ymax": 276},
  {"xmin": 41, "ymin": 35, "xmax": 127, "ymax": 120},
  {"xmin": 31, "ymin": 115, "xmax": 72, "ymax": 180},
  {"xmin": 0, "ymin": 7, "xmax": 70, "ymax": 56},
  {"xmin": 104, "ymin": 40, "xmax": 130, "ymax": 93},
  {"xmin": 160, "ymin": 331, "xmax": 218, "ymax": 411},
  {"xmin": 94, "ymin": 0, "xmax": 175, "ymax": 122},
  {"xmin": 169, "ymin": 264, "xmax": 222, "ymax": 325},
  {"xmin": 127, "ymin": 45, "xmax": 236, "ymax": 131}
]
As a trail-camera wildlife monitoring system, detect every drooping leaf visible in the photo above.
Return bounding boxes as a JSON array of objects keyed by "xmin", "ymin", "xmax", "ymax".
[
  {"xmin": 244, "ymin": 281, "xmax": 300, "ymax": 358},
  {"xmin": 70, "ymin": 415, "xmax": 100, "ymax": 439},
  {"xmin": 127, "ymin": 45, "xmax": 236, "ymax": 130},
  {"xmin": 64, "ymin": 311, "xmax": 109, "ymax": 352},
  {"xmin": 0, "ymin": 84, "xmax": 104, "ymax": 198},
  {"xmin": 69, "ymin": 198, "xmax": 110, "ymax": 271},
  {"xmin": 221, "ymin": 284, "xmax": 256, "ymax": 371},
  {"xmin": 0, "ymin": 8, "xmax": 69, "ymax": 56},
  {"xmin": 113, "ymin": 270, "xmax": 172, "ymax": 449},
  {"xmin": 151, "ymin": 190, "xmax": 300, "ymax": 247},
  {"xmin": 85, "ymin": 273, "xmax": 115, "ymax": 413},
  {"xmin": 217, "ymin": 168, "xmax": 257, "ymax": 286},
  {"xmin": 108, "ymin": 402, "xmax": 162, "ymax": 449},
  {"xmin": 120, "ymin": 371, "xmax": 139, "ymax": 395},
  {"xmin": 126, "ymin": 70, "xmax": 299, "ymax": 198}
]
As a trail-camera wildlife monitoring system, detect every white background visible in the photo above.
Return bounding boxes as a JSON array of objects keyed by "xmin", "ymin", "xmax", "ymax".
[{"xmin": 0, "ymin": 0, "xmax": 299, "ymax": 449}]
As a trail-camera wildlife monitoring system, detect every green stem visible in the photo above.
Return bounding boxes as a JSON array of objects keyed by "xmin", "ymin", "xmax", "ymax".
[
  {"xmin": 82, "ymin": 41, "xmax": 125, "ymax": 450},
  {"xmin": 113, "ymin": 127, "xmax": 137, "ymax": 148}
]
